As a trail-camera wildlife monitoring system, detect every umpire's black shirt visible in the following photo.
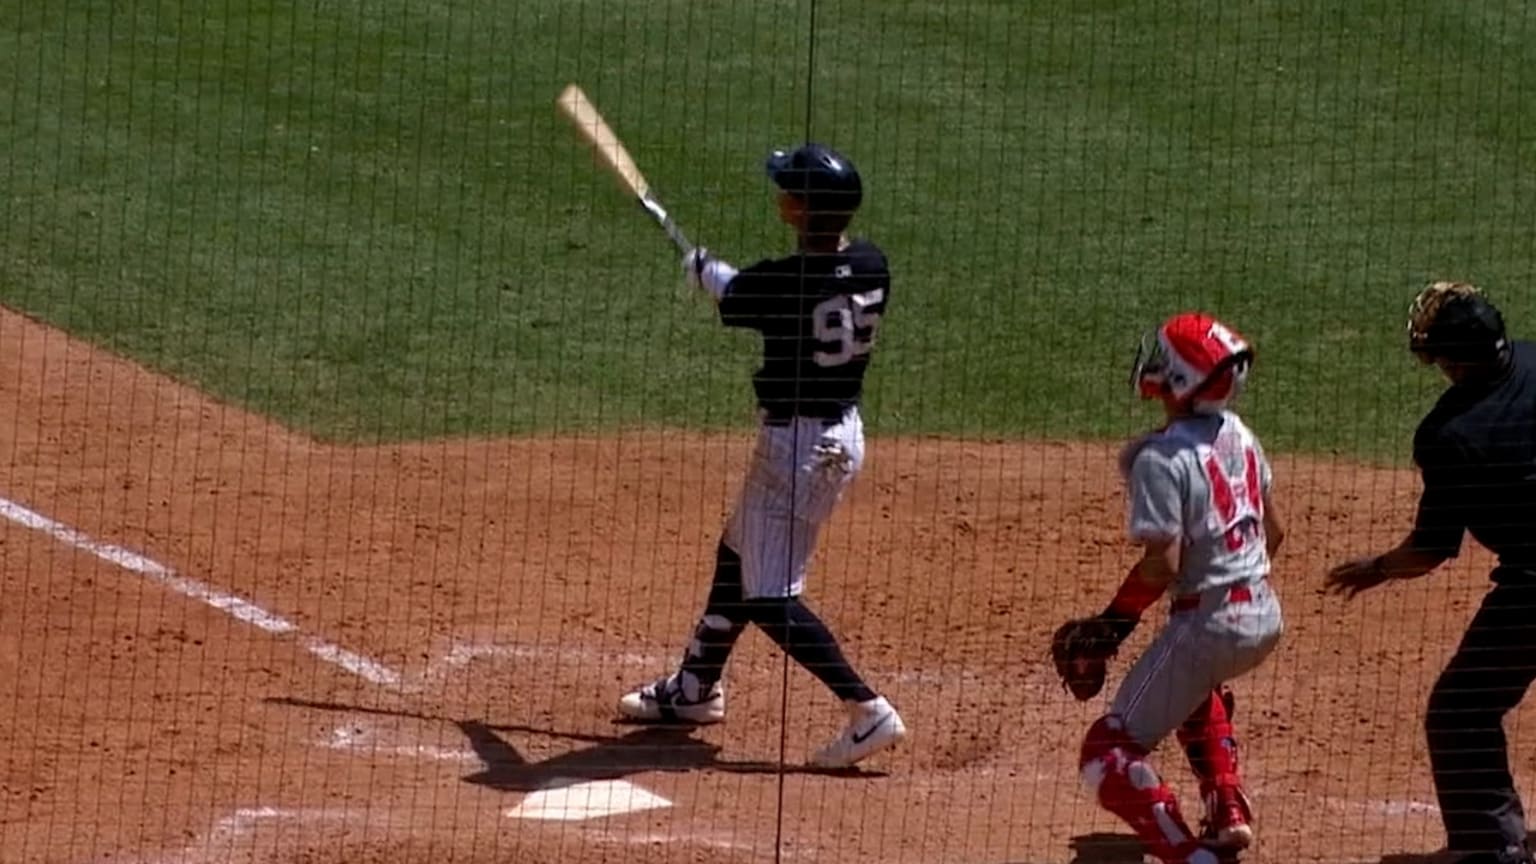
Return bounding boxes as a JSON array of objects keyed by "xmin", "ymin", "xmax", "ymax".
[{"xmin": 1412, "ymin": 340, "xmax": 1536, "ymax": 582}]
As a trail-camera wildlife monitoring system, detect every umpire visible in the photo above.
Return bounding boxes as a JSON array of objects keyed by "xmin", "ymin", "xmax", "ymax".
[{"xmin": 1327, "ymin": 282, "xmax": 1536, "ymax": 864}]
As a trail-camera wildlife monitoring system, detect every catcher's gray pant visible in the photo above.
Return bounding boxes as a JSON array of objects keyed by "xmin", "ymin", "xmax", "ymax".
[
  {"xmin": 1111, "ymin": 577, "xmax": 1284, "ymax": 749},
  {"xmin": 724, "ymin": 407, "xmax": 864, "ymax": 599}
]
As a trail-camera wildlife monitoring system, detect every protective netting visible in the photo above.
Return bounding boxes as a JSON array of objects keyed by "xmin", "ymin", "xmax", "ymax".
[{"xmin": 1, "ymin": 2, "xmax": 1534, "ymax": 863}]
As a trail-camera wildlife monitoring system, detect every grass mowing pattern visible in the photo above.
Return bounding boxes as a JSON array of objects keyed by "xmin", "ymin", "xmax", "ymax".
[{"xmin": 2, "ymin": 0, "xmax": 1534, "ymax": 461}]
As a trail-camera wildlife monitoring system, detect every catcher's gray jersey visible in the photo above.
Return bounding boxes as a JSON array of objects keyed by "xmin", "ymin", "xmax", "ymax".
[
  {"xmin": 1112, "ymin": 410, "xmax": 1284, "ymax": 749},
  {"xmin": 1124, "ymin": 411, "xmax": 1273, "ymax": 598}
]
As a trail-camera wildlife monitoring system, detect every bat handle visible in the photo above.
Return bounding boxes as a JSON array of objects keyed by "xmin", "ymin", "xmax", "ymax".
[{"xmin": 639, "ymin": 194, "xmax": 692, "ymax": 255}]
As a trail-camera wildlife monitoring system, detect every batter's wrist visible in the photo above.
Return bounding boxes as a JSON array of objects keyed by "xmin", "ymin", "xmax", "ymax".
[{"xmin": 698, "ymin": 256, "xmax": 737, "ymax": 300}]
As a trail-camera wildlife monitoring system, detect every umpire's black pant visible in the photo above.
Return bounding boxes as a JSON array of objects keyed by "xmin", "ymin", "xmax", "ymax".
[{"xmin": 1426, "ymin": 581, "xmax": 1536, "ymax": 853}]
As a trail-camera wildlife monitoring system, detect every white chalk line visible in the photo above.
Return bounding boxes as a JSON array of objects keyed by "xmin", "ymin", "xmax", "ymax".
[
  {"xmin": 426, "ymin": 640, "xmax": 659, "ymax": 677},
  {"xmin": 211, "ymin": 805, "xmax": 359, "ymax": 836},
  {"xmin": 322, "ymin": 723, "xmax": 481, "ymax": 764},
  {"xmin": 386, "ymin": 639, "xmax": 662, "ymax": 695},
  {"xmin": 594, "ymin": 828, "xmax": 805, "ymax": 857},
  {"xmin": 409, "ymin": 638, "xmax": 990, "ymax": 691},
  {"xmin": 1311, "ymin": 791, "xmax": 1440, "ymax": 816},
  {"xmin": 0, "ymin": 496, "xmax": 403, "ymax": 688},
  {"xmin": 349, "ymin": 640, "xmax": 1445, "ymax": 824},
  {"xmin": 115, "ymin": 806, "xmax": 362, "ymax": 864}
]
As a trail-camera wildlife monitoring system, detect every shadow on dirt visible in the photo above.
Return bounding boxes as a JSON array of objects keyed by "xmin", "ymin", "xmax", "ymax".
[
  {"xmin": 1375, "ymin": 834, "xmax": 1536, "ymax": 864},
  {"xmin": 265, "ymin": 695, "xmax": 887, "ymax": 792},
  {"xmin": 1062, "ymin": 832, "xmax": 1147, "ymax": 864},
  {"xmin": 1050, "ymin": 831, "xmax": 1536, "ymax": 864}
]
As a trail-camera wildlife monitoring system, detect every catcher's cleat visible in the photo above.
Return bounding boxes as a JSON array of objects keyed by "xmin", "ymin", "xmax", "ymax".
[
  {"xmin": 617, "ymin": 674, "xmax": 725, "ymax": 724},
  {"xmin": 1200, "ymin": 786, "xmax": 1255, "ymax": 850}
]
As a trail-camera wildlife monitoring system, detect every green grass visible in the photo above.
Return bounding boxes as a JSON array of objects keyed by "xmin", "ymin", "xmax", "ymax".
[{"xmin": 2, "ymin": 0, "xmax": 1535, "ymax": 462}]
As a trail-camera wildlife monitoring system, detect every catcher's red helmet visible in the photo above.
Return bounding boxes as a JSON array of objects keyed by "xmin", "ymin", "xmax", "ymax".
[{"xmin": 1131, "ymin": 312, "xmax": 1254, "ymax": 413}]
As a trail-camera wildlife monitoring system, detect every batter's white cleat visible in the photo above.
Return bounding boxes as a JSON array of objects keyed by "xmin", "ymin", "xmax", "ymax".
[
  {"xmin": 617, "ymin": 673, "xmax": 725, "ymax": 725},
  {"xmin": 810, "ymin": 696, "xmax": 907, "ymax": 768}
]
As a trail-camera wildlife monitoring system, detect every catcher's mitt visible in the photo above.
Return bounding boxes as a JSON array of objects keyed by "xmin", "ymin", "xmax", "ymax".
[{"xmin": 1050, "ymin": 615, "xmax": 1129, "ymax": 701}]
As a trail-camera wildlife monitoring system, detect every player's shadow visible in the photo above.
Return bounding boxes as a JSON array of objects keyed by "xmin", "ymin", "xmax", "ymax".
[
  {"xmin": 456, "ymin": 719, "xmax": 794, "ymax": 792},
  {"xmin": 1375, "ymin": 833, "xmax": 1536, "ymax": 864},
  {"xmin": 265, "ymin": 696, "xmax": 880, "ymax": 793},
  {"xmin": 1063, "ymin": 833, "xmax": 1148, "ymax": 864}
]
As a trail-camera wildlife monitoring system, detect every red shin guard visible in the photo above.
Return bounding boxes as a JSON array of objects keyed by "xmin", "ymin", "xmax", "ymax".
[
  {"xmin": 1177, "ymin": 688, "xmax": 1242, "ymax": 794},
  {"xmin": 1081, "ymin": 716, "xmax": 1206, "ymax": 864},
  {"xmin": 1178, "ymin": 689, "xmax": 1255, "ymax": 849}
]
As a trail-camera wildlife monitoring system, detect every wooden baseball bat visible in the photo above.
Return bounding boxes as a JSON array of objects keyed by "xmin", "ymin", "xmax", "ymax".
[{"xmin": 556, "ymin": 83, "xmax": 692, "ymax": 255}]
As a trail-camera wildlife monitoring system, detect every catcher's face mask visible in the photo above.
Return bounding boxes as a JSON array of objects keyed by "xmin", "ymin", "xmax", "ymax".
[{"xmin": 1130, "ymin": 329, "xmax": 1168, "ymax": 401}]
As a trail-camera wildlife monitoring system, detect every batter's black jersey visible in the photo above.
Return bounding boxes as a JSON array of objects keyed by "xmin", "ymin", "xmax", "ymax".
[
  {"xmin": 717, "ymin": 239, "xmax": 891, "ymax": 422},
  {"xmin": 1411, "ymin": 340, "xmax": 1536, "ymax": 582}
]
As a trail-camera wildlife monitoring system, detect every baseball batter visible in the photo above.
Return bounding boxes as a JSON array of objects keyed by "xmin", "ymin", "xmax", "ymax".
[
  {"xmin": 615, "ymin": 142, "xmax": 907, "ymax": 769},
  {"xmin": 1052, "ymin": 312, "xmax": 1286, "ymax": 864}
]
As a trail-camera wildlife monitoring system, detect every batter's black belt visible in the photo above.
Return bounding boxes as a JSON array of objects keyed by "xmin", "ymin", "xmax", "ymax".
[{"xmin": 759, "ymin": 407, "xmax": 852, "ymax": 428}]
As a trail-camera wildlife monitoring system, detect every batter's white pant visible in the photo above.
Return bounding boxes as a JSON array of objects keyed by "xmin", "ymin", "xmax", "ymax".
[
  {"xmin": 1111, "ymin": 577, "xmax": 1284, "ymax": 748},
  {"xmin": 724, "ymin": 407, "xmax": 864, "ymax": 599}
]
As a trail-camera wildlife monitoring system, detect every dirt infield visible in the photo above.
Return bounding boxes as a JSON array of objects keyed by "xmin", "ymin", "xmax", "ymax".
[{"xmin": 1, "ymin": 305, "xmax": 1532, "ymax": 864}]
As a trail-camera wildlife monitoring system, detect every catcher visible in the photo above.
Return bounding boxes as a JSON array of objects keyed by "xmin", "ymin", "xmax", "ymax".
[{"xmin": 1052, "ymin": 312, "xmax": 1286, "ymax": 864}]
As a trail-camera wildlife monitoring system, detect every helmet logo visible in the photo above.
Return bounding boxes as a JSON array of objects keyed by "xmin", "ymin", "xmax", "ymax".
[{"xmin": 1207, "ymin": 321, "xmax": 1246, "ymax": 354}]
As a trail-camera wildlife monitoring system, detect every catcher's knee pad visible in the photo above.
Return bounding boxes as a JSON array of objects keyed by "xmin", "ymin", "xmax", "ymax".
[
  {"xmin": 1081, "ymin": 715, "xmax": 1152, "ymax": 790},
  {"xmin": 1081, "ymin": 716, "xmax": 1205, "ymax": 864}
]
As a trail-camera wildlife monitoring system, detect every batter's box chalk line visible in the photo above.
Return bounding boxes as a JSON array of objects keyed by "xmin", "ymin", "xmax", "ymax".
[
  {"xmin": 595, "ymin": 828, "xmax": 808, "ymax": 857},
  {"xmin": 1316, "ymin": 792, "xmax": 1440, "ymax": 816},
  {"xmin": 0, "ymin": 496, "xmax": 405, "ymax": 689},
  {"xmin": 400, "ymin": 639, "xmax": 663, "ymax": 692},
  {"xmin": 414, "ymin": 638, "xmax": 1028, "ymax": 696},
  {"xmin": 121, "ymin": 806, "xmax": 362, "ymax": 864},
  {"xmin": 321, "ymin": 721, "xmax": 482, "ymax": 764}
]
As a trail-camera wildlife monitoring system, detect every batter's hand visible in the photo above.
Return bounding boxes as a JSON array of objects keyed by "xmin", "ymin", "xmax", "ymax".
[
  {"xmin": 682, "ymin": 247, "xmax": 709, "ymax": 291},
  {"xmin": 1324, "ymin": 556, "xmax": 1389, "ymax": 600},
  {"xmin": 811, "ymin": 441, "xmax": 853, "ymax": 476}
]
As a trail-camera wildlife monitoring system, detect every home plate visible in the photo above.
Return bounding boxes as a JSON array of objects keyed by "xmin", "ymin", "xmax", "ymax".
[{"xmin": 504, "ymin": 778, "xmax": 672, "ymax": 821}]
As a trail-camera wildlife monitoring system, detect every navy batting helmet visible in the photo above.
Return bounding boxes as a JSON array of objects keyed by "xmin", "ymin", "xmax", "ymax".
[{"xmin": 765, "ymin": 143, "xmax": 862, "ymax": 217}]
